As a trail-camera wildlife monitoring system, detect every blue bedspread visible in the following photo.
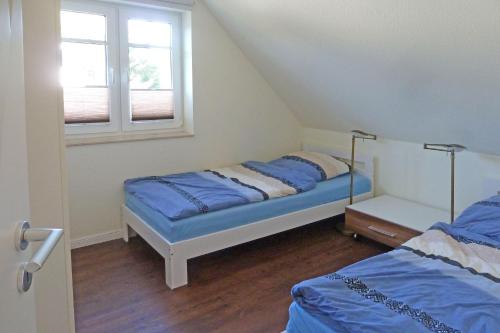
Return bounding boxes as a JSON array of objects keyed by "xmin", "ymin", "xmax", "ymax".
[
  {"xmin": 125, "ymin": 151, "xmax": 352, "ymax": 221},
  {"xmin": 288, "ymin": 197, "xmax": 500, "ymax": 333},
  {"xmin": 125, "ymin": 160, "xmax": 317, "ymax": 220}
]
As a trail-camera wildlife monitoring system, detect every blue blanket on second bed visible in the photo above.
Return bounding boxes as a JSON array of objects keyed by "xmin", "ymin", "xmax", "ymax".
[{"xmin": 288, "ymin": 196, "xmax": 500, "ymax": 333}]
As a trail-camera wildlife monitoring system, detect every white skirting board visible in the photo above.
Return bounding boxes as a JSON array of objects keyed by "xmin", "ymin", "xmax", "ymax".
[{"xmin": 71, "ymin": 229, "xmax": 123, "ymax": 249}]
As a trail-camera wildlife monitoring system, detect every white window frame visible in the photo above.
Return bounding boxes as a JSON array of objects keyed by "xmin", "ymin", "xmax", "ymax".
[
  {"xmin": 62, "ymin": 0, "xmax": 120, "ymax": 135},
  {"xmin": 119, "ymin": 7, "xmax": 183, "ymax": 132},
  {"xmin": 61, "ymin": 0, "xmax": 186, "ymax": 138}
]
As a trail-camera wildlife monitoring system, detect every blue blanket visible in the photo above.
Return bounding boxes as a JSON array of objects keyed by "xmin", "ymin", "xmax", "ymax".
[
  {"xmin": 125, "ymin": 160, "xmax": 317, "ymax": 220},
  {"xmin": 288, "ymin": 197, "xmax": 500, "ymax": 333}
]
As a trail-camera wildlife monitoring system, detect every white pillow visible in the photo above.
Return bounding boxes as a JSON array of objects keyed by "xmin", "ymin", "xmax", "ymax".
[{"xmin": 285, "ymin": 151, "xmax": 350, "ymax": 180}]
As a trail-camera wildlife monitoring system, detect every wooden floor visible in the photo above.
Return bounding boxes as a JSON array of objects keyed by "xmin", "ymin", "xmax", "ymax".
[{"xmin": 72, "ymin": 217, "xmax": 388, "ymax": 333}]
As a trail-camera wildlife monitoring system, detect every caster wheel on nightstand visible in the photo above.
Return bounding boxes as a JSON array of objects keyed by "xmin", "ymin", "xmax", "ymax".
[{"xmin": 335, "ymin": 222, "xmax": 355, "ymax": 237}]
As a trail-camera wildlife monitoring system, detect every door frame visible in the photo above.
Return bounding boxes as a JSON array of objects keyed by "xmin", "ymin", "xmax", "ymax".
[{"xmin": 22, "ymin": 0, "xmax": 76, "ymax": 332}]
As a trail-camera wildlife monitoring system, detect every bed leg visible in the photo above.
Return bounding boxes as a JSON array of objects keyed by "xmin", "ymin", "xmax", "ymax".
[
  {"xmin": 121, "ymin": 206, "xmax": 129, "ymax": 242},
  {"xmin": 123, "ymin": 225, "xmax": 129, "ymax": 243},
  {"xmin": 165, "ymin": 252, "xmax": 188, "ymax": 289}
]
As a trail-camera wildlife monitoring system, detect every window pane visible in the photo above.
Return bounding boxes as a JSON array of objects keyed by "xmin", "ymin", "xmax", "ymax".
[
  {"xmin": 129, "ymin": 46, "xmax": 173, "ymax": 121},
  {"xmin": 61, "ymin": 41, "xmax": 109, "ymax": 124},
  {"xmin": 129, "ymin": 47, "xmax": 171, "ymax": 89},
  {"xmin": 61, "ymin": 42, "xmax": 107, "ymax": 87},
  {"xmin": 131, "ymin": 90, "xmax": 174, "ymax": 121},
  {"xmin": 128, "ymin": 19, "xmax": 171, "ymax": 47},
  {"xmin": 63, "ymin": 87, "xmax": 109, "ymax": 124},
  {"xmin": 61, "ymin": 11, "xmax": 106, "ymax": 41}
]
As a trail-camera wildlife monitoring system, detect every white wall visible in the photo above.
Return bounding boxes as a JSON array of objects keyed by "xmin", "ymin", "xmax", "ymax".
[
  {"xmin": 304, "ymin": 128, "xmax": 500, "ymax": 214},
  {"xmin": 205, "ymin": 0, "xmax": 500, "ymax": 156},
  {"xmin": 23, "ymin": 0, "xmax": 75, "ymax": 332},
  {"xmin": 66, "ymin": 2, "xmax": 301, "ymax": 242}
]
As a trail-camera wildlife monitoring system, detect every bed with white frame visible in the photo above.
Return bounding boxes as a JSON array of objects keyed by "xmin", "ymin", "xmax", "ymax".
[{"xmin": 121, "ymin": 144, "xmax": 374, "ymax": 289}]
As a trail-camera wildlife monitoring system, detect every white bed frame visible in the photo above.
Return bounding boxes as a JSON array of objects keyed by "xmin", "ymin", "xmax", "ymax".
[{"xmin": 121, "ymin": 144, "xmax": 374, "ymax": 289}]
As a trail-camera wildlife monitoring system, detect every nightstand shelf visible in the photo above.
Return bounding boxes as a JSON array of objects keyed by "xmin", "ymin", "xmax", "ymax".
[{"xmin": 345, "ymin": 195, "xmax": 450, "ymax": 247}]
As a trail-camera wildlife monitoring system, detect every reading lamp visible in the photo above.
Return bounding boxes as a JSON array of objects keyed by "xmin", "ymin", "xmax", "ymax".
[
  {"xmin": 337, "ymin": 130, "xmax": 377, "ymax": 236},
  {"xmin": 423, "ymin": 143, "xmax": 467, "ymax": 223},
  {"xmin": 350, "ymin": 130, "xmax": 377, "ymax": 205}
]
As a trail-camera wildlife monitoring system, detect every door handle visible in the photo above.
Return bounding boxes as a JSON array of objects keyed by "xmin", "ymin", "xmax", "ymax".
[{"xmin": 15, "ymin": 221, "xmax": 64, "ymax": 293}]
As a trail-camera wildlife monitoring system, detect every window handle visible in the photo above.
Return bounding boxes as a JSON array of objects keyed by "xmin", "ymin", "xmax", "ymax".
[
  {"xmin": 109, "ymin": 67, "xmax": 115, "ymax": 85},
  {"xmin": 8, "ymin": 0, "xmax": 13, "ymax": 25},
  {"xmin": 15, "ymin": 221, "xmax": 64, "ymax": 293}
]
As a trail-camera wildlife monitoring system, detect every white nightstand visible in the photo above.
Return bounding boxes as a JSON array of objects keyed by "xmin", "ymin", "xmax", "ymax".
[{"xmin": 345, "ymin": 195, "xmax": 450, "ymax": 247}]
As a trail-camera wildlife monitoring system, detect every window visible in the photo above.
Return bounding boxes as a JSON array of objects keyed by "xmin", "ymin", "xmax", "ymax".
[
  {"xmin": 61, "ymin": 1, "xmax": 186, "ymax": 137},
  {"xmin": 119, "ymin": 8, "xmax": 183, "ymax": 131},
  {"xmin": 60, "ymin": 6, "xmax": 115, "ymax": 131}
]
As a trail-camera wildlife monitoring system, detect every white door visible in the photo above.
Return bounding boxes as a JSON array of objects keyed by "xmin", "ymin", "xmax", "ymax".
[{"xmin": 1, "ymin": 0, "xmax": 38, "ymax": 331}]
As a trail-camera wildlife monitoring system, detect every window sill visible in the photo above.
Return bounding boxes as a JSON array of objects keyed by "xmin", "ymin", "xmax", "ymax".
[{"xmin": 65, "ymin": 128, "xmax": 194, "ymax": 147}]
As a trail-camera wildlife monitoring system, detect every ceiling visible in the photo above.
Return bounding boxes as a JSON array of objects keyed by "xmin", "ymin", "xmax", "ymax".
[{"xmin": 203, "ymin": 0, "xmax": 500, "ymax": 155}]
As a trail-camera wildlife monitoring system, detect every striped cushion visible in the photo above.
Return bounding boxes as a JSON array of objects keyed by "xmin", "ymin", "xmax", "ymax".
[{"xmin": 270, "ymin": 151, "xmax": 350, "ymax": 181}]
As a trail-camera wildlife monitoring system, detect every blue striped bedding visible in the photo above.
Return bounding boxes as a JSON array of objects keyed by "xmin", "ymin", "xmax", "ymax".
[
  {"xmin": 287, "ymin": 196, "xmax": 500, "ymax": 333},
  {"xmin": 125, "ymin": 173, "xmax": 371, "ymax": 242},
  {"xmin": 124, "ymin": 152, "xmax": 349, "ymax": 221}
]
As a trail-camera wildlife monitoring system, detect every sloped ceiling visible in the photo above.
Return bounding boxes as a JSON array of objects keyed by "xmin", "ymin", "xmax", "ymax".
[{"xmin": 203, "ymin": 0, "xmax": 500, "ymax": 155}]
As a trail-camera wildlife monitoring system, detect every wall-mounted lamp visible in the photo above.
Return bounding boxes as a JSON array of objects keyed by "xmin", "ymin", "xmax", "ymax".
[
  {"xmin": 350, "ymin": 130, "xmax": 377, "ymax": 205},
  {"xmin": 337, "ymin": 130, "xmax": 377, "ymax": 236},
  {"xmin": 423, "ymin": 143, "xmax": 467, "ymax": 223}
]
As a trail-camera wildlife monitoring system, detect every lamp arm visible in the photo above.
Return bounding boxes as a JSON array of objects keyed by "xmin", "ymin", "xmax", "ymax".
[
  {"xmin": 349, "ymin": 130, "xmax": 377, "ymax": 205},
  {"xmin": 451, "ymin": 150, "xmax": 455, "ymax": 223},
  {"xmin": 423, "ymin": 143, "xmax": 467, "ymax": 223},
  {"xmin": 349, "ymin": 136, "xmax": 356, "ymax": 205}
]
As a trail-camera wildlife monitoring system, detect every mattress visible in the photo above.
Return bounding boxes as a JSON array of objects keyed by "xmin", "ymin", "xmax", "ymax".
[
  {"xmin": 286, "ymin": 302, "xmax": 333, "ymax": 333},
  {"xmin": 125, "ymin": 172, "xmax": 371, "ymax": 243}
]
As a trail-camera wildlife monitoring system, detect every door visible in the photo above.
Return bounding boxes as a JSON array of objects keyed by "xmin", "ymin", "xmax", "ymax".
[{"xmin": 1, "ymin": 0, "xmax": 38, "ymax": 331}]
